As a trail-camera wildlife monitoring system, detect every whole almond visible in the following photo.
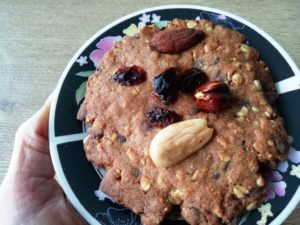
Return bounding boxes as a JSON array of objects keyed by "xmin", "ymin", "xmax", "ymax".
[
  {"xmin": 151, "ymin": 28, "xmax": 204, "ymax": 54},
  {"xmin": 149, "ymin": 118, "xmax": 214, "ymax": 167}
]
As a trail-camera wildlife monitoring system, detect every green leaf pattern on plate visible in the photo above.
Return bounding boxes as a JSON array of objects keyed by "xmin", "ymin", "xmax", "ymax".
[
  {"xmin": 75, "ymin": 81, "xmax": 87, "ymax": 105},
  {"xmin": 75, "ymin": 70, "xmax": 94, "ymax": 77}
]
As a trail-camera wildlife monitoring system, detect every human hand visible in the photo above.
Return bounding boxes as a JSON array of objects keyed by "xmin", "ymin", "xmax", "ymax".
[{"xmin": 0, "ymin": 95, "xmax": 86, "ymax": 225}]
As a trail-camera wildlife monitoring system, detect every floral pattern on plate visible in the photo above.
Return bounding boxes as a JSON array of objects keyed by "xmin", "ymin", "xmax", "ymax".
[{"xmin": 56, "ymin": 9, "xmax": 300, "ymax": 225}]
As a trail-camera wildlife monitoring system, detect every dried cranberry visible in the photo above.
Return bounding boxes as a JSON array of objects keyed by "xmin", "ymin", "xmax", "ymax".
[
  {"xmin": 179, "ymin": 68, "xmax": 207, "ymax": 93},
  {"xmin": 152, "ymin": 68, "xmax": 177, "ymax": 104},
  {"xmin": 113, "ymin": 65, "xmax": 146, "ymax": 86},
  {"xmin": 147, "ymin": 106, "xmax": 179, "ymax": 128}
]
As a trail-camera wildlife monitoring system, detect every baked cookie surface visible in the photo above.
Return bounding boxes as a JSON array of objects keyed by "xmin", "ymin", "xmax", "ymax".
[{"xmin": 77, "ymin": 19, "xmax": 288, "ymax": 225}]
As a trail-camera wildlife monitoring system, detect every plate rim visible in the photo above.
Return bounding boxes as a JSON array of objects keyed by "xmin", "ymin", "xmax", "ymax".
[{"xmin": 49, "ymin": 4, "xmax": 300, "ymax": 225}]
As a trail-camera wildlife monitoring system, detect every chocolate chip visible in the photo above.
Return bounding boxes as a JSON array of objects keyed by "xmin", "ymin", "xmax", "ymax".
[
  {"xmin": 241, "ymin": 100, "xmax": 250, "ymax": 107},
  {"xmin": 275, "ymin": 140, "xmax": 288, "ymax": 154},
  {"xmin": 188, "ymin": 207, "xmax": 201, "ymax": 224},
  {"xmin": 222, "ymin": 161, "xmax": 230, "ymax": 171},
  {"xmin": 131, "ymin": 167, "xmax": 140, "ymax": 178},
  {"xmin": 248, "ymin": 187, "xmax": 260, "ymax": 197},
  {"xmin": 193, "ymin": 58, "xmax": 204, "ymax": 69},
  {"xmin": 117, "ymin": 134, "xmax": 126, "ymax": 143},
  {"xmin": 212, "ymin": 72, "xmax": 226, "ymax": 82},
  {"xmin": 242, "ymin": 140, "xmax": 248, "ymax": 151},
  {"xmin": 212, "ymin": 171, "xmax": 221, "ymax": 180},
  {"xmin": 190, "ymin": 106, "xmax": 201, "ymax": 115},
  {"xmin": 211, "ymin": 58, "xmax": 220, "ymax": 65},
  {"xmin": 142, "ymin": 121, "xmax": 152, "ymax": 132}
]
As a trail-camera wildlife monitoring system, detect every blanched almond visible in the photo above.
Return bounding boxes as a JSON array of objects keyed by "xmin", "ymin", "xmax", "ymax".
[{"xmin": 149, "ymin": 118, "xmax": 214, "ymax": 167}]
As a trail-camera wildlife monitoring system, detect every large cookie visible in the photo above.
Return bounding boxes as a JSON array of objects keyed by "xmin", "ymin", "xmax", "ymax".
[{"xmin": 77, "ymin": 19, "xmax": 288, "ymax": 225}]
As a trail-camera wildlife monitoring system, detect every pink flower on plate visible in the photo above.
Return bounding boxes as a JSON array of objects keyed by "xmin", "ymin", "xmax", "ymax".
[
  {"xmin": 265, "ymin": 171, "xmax": 287, "ymax": 201},
  {"xmin": 218, "ymin": 15, "xmax": 227, "ymax": 20},
  {"xmin": 90, "ymin": 36, "xmax": 122, "ymax": 67}
]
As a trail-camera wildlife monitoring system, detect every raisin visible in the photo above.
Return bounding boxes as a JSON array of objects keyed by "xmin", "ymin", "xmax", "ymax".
[
  {"xmin": 152, "ymin": 68, "xmax": 177, "ymax": 104},
  {"xmin": 147, "ymin": 106, "xmax": 179, "ymax": 127},
  {"xmin": 179, "ymin": 68, "xmax": 207, "ymax": 93},
  {"xmin": 113, "ymin": 65, "xmax": 146, "ymax": 86}
]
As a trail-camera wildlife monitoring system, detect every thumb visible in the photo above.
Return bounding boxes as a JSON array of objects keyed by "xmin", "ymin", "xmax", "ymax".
[
  {"xmin": 3, "ymin": 93, "xmax": 54, "ymax": 182},
  {"xmin": 29, "ymin": 93, "xmax": 52, "ymax": 140}
]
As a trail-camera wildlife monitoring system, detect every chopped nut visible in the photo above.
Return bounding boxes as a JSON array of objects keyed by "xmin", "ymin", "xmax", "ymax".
[
  {"xmin": 264, "ymin": 107, "xmax": 275, "ymax": 118},
  {"xmin": 85, "ymin": 115, "xmax": 95, "ymax": 123},
  {"xmin": 192, "ymin": 169, "xmax": 199, "ymax": 181},
  {"xmin": 216, "ymin": 137, "xmax": 227, "ymax": 147},
  {"xmin": 234, "ymin": 62, "xmax": 241, "ymax": 69},
  {"xmin": 168, "ymin": 189, "xmax": 184, "ymax": 204},
  {"xmin": 241, "ymin": 44, "xmax": 250, "ymax": 52},
  {"xmin": 252, "ymin": 106, "xmax": 260, "ymax": 112},
  {"xmin": 259, "ymin": 98, "xmax": 267, "ymax": 106},
  {"xmin": 216, "ymin": 46, "xmax": 223, "ymax": 51},
  {"xmin": 233, "ymin": 185, "xmax": 249, "ymax": 198},
  {"xmin": 245, "ymin": 63, "xmax": 253, "ymax": 71},
  {"xmin": 187, "ymin": 20, "xmax": 197, "ymax": 29},
  {"xmin": 126, "ymin": 148, "xmax": 135, "ymax": 161},
  {"xmin": 246, "ymin": 201, "xmax": 257, "ymax": 210},
  {"xmin": 123, "ymin": 125, "xmax": 131, "ymax": 136},
  {"xmin": 131, "ymin": 87, "xmax": 139, "ymax": 95},
  {"xmin": 254, "ymin": 80, "xmax": 262, "ymax": 91},
  {"xmin": 222, "ymin": 156, "xmax": 231, "ymax": 162},
  {"xmin": 106, "ymin": 140, "xmax": 113, "ymax": 146},
  {"xmin": 204, "ymin": 44, "xmax": 210, "ymax": 53},
  {"xmin": 232, "ymin": 73, "xmax": 244, "ymax": 85},
  {"xmin": 140, "ymin": 159, "xmax": 146, "ymax": 166},
  {"xmin": 256, "ymin": 176, "xmax": 265, "ymax": 187},
  {"xmin": 110, "ymin": 133, "xmax": 117, "ymax": 141},
  {"xmin": 143, "ymin": 147, "xmax": 149, "ymax": 156},
  {"xmin": 267, "ymin": 139, "xmax": 275, "ymax": 146},
  {"xmin": 176, "ymin": 170, "xmax": 185, "ymax": 181},
  {"xmin": 115, "ymin": 169, "xmax": 121, "ymax": 179},
  {"xmin": 206, "ymin": 26, "xmax": 213, "ymax": 32},
  {"xmin": 236, "ymin": 106, "xmax": 249, "ymax": 117},
  {"xmin": 83, "ymin": 135, "xmax": 90, "ymax": 145},
  {"xmin": 156, "ymin": 174, "xmax": 165, "ymax": 186},
  {"xmin": 264, "ymin": 111, "xmax": 271, "ymax": 118},
  {"xmin": 140, "ymin": 177, "xmax": 152, "ymax": 191},
  {"xmin": 218, "ymin": 153, "xmax": 231, "ymax": 162},
  {"xmin": 187, "ymin": 165, "xmax": 196, "ymax": 175},
  {"xmin": 212, "ymin": 206, "xmax": 224, "ymax": 218}
]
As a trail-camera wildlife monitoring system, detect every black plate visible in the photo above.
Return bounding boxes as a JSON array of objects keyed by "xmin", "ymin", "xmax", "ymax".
[{"xmin": 49, "ymin": 5, "xmax": 300, "ymax": 225}]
